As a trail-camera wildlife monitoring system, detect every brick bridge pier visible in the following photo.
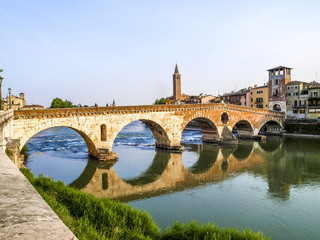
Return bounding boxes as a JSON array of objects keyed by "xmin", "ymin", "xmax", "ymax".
[{"xmin": 12, "ymin": 104, "xmax": 284, "ymax": 160}]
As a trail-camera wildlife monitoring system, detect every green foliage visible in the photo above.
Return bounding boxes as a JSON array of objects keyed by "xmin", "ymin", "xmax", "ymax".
[
  {"xmin": 5, "ymin": 147, "xmax": 13, "ymax": 157},
  {"xmin": 20, "ymin": 168, "xmax": 270, "ymax": 240},
  {"xmin": 154, "ymin": 98, "xmax": 168, "ymax": 105},
  {"xmin": 20, "ymin": 145, "xmax": 29, "ymax": 161},
  {"xmin": 160, "ymin": 221, "xmax": 270, "ymax": 240},
  {"xmin": 20, "ymin": 168, "xmax": 159, "ymax": 240},
  {"xmin": 285, "ymin": 123, "xmax": 320, "ymax": 135},
  {"xmin": 50, "ymin": 98, "xmax": 77, "ymax": 108},
  {"xmin": 0, "ymin": 69, "xmax": 4, "ymax": 81}
]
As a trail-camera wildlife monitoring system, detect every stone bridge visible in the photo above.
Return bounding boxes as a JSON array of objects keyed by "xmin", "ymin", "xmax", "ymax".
[{"xmin": 12, "ymin": 104, "xmax": 284, "ymax": 160}]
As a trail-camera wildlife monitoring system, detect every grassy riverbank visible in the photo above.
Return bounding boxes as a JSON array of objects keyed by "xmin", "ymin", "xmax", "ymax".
[{"xmin": 21, "ymin": 168, "xmax": 270, "ymax": 240}]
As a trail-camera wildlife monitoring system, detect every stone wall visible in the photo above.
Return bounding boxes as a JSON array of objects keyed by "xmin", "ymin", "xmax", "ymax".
[{"xmin": 0, "ymin": 150, "xmax": 77, "ymax": 239}]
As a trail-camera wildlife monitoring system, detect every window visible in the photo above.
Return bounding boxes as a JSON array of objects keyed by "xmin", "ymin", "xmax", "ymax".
[
  {"xmin": 294, "ymin": 86, "xmax": 298, "ymax": 89},
  {"xmin": 287, "ymin": 86, "xmax": 290, "ymax": 90},
  {"xmin": 286, "ymin": 101, "xmax": 290, "ymax": 105},
  {"xmin": 294, "ymin": 100, "xmax": 297, "ymax": 107},
  {"xmin": 288, "ymin": 93, "xmax": 291, "ymax": 96},
  {"xmin": 300, "ymin": 109, "xmax": 305, "ymax": 114},
  {"xmin": 293, "ymin": 110, "xmax": 298, "ymax": 114}
]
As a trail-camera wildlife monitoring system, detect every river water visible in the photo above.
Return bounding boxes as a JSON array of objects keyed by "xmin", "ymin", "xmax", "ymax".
[{"xmin": 25, "ymin": 121, "xmax": 320, "ymax": 240}]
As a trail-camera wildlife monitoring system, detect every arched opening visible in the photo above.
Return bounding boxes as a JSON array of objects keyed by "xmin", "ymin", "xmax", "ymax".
[
  {"xmin": 232, "ymin": 120, "xmax": 254, "ymax": 138},
  {"xmin": 258, "ymin": 120, "xmax": 283, "ymax": 135},
  {"xmin": 112, "ymin": 120, "xmax": 171, "ymax": 184},
  {"xmin": 182, "ymin": 118, "xmax": 219, "ymax": 144},
  {"xmin": 101, "ymin": 124, "xmax": 107, "ymax": 141},
  {"xmin": 273, "ymin": 104, "xmax": 282, "ymax": 111},
  {"xmin": 24, "ymin": 126, "xmax": 97, "ymax": 185},
  {"xmin": 112, "ymin": 120, "xmax": 170, "ymax": 149}
]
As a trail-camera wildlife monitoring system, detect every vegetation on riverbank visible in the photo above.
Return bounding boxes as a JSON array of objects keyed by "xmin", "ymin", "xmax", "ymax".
[
  {"xmin": 21, "ymin": 168, "xmax": 270, "ymax": 240},
  {"xmin": 285, "ymin": 122, "xmax": 320, "ymax": 135},
  {"xmin": 20, "ymin": 145, "xmax": 29, "ymax": 161}
]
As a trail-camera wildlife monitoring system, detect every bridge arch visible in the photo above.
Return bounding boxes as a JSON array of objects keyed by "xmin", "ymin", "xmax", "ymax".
[
  {"xmin": 18, "ymin": 121, "xmax": 99, "ymax": 157},
  {"xmin": 108, "ymin": 117, "xmax": 175, "ymax": 151},
  {"xmin": 182, "ymin": 114, "xmax": 220, "ymax": 143},
  {"xmin": 256, "ymin": 118, "xmax": 283, "ymax": 135},
  {"xmin": 231, "ymin": 120, "xmax": 254, "ymax": 138}
]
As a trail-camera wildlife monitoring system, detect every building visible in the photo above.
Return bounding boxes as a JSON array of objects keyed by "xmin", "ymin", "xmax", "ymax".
[
  {"xmin": 267, "ymin": 66, "xmax": 292, "ymax": 112},
  {"xmin": 2, "ymin": 93, "xmax": 26, "ymax": 110},
  {"xmin": 286, "ymin": 81, "xmax": 309, "ymax": 119},
  {"xmin": 220, "ymin": 89, "xmax": 250, "ymax": 107},
  {"xmin": 307, "ymin": 83, "xmax": 320, "ymax": 119},
  {"xmin": 199, "ymin": 94, "xmax": 216, "ymax": 104},
  {"xmin": 250, "ymin": 85, "xmax": 269, "ymax": 110},
  {"xmin": 22, "ymin": 104, "xmax": 44, "ymax": 110}
]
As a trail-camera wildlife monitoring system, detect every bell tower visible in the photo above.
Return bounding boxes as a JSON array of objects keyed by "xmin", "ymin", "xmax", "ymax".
[
  {"xmin": 267, "ymin": 66, "xmax": 292, "ymax": 112},
  {"xmin": 173, "ymin": 63, "xmax": 182, "ymax": 100}
]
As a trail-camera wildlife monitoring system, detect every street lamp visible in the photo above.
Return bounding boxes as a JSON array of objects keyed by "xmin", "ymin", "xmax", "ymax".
[
  {"xmin": 8, "ymin": 88, "xmax": 11, "ymax": 110},
  {"xmin": 0, "ymin": 76, "xmax": 3, "ymax": 110},
  {"xmin": 0, "ymin": 69, "xmax": 3, "ymax": 110}
]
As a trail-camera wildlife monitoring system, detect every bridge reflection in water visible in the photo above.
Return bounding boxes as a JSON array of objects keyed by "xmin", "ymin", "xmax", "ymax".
[{"xmin": 69, "ymin": 137, "xmax": 316, "ymax": 202}]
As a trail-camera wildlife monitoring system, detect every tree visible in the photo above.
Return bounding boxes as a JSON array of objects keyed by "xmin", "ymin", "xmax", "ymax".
[
  {"xmin": 50, "ymin": 98, "xmax": 76, "ymax": 108},
  {"xmin": 154, "ymin": 98, "xmax": 168, "ymax": 105}
]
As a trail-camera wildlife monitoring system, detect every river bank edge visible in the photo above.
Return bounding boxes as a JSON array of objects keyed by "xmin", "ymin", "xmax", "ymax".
[
  {"xmin": 283, "ymin": 133, "xmax": 320, "ymax": 138},
  {"xmin": 20, "ymin": 168, "xmax": 270, "ymax": 240}
]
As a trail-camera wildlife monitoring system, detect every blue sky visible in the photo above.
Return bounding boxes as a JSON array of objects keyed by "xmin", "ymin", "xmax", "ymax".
[{"xmin": 1, "ymin": 0, "xmax": 320, "ymax": 107}]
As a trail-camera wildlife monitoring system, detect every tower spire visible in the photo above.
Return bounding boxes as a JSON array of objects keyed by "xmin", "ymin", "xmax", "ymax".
[{"xmin": 174, "ymin": 63, "xmax": 179, "ymax": 74}]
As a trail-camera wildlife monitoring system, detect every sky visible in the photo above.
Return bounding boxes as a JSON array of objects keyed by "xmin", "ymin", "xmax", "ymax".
[{"xmin": 1, "ymin": 0, "xmax": 320, "ymax": 107}]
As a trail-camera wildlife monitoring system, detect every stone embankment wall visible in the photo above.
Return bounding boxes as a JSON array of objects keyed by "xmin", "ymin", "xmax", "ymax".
[
  {"xmin": 0, "ymin": 150, "xmax": 77, "ymax": 240},
  {"xmin": 0, "ymin": 110, "xmax": 77, "ymax": 239}
]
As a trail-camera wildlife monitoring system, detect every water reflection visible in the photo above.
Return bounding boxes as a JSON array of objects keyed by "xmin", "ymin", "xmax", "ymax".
[{"xmin": 69, "ymin": 137, "xmax": 320, "ymax": 202}]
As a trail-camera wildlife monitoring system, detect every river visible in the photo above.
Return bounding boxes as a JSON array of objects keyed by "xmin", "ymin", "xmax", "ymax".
[{"xmin": 25, "ymin": 121, "xmax": 320, "ymax": 240}]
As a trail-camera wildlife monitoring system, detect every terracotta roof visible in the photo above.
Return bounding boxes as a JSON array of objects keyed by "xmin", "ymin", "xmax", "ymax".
[
  {"xmin": 252, "ymin": 85, "xmax": 269, "ymax": 90},
  {"xmin": 286, "ymin": 81, "xmax": 308, "ymax": 85}
]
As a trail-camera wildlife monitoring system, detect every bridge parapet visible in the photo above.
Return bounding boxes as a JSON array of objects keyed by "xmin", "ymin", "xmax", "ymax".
[{"xmin": 13, "ymin": 103, "xmax": 285, "ymax": 118}]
